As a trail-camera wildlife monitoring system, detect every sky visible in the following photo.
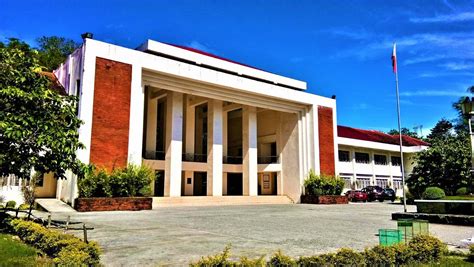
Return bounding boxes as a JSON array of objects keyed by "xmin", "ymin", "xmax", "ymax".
[{"xmin": 1, "ymin": 0, "xmax": 473, "ymax": 136}]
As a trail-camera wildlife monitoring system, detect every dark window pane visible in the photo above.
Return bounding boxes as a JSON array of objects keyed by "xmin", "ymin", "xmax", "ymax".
[
  {"xmin": 374, "ymin": 155, "xmax": 387, "ymax": 165},
  {"xmin": 355, "ymin": 152, "xmax": 370, "ymax": 164},
  {"xmin": 338, "ymin": 150, "xmax": 350, "ymax": 162}
]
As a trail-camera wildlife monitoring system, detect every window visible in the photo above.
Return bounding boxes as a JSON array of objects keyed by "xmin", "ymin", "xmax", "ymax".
[
  {"xmin": 374, "ymin": 155, "xmax": 387, "ymax": 165},
  {"xmin": 391, "ymin": 156, "xmax": 401, "ymax": 166},
  {"xmin": 376, "ymin": 178, "xmax": 388, "ymax": 188},
  {"xmin": 393, "ymin": 178, "xmax": 402, "ymax": 190},
  {"xmin": 356, "ymin": 178, "xmax": 371, "ymax": 189},
  {"xmin": 338, "ymin": 150, "xmax": 350, "ymax": 162},
  {"xmin": 355, "ymin": 152, "xmax": 370, "ymax": 164},
  {"xmin": 339, "ymin": 173, "xmax": 353, "ymax": 188},
  {"xmin": 35, "ymin": 175, "xmax": 44, "ymax": 187}
]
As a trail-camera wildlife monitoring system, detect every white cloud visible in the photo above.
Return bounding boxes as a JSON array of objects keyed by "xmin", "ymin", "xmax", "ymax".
[
  {"xmin": 418, "ymin": 71, "xmax": 474, "ymax": 78},
  {"xmin": 439, "ymin": 62, "xmax": 474, "ymax": 70},
  {"xmin": 410, "ymin": 12, "xmax": 474, "ymax": 23},
  {"xmin": 399, "ymin": 90, "xmax": 467, "ymax": 97}
]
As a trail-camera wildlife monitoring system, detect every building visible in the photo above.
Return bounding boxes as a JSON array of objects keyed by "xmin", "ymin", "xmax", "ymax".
[
  {"xmin": 48, "ymin": 37, "xmax": 338, "ymax": 205},
  {"xmin": 337, "ymin": 125, "xmax": 429, "ymax": 196},
  {"xmin": 0, "ymin": 38, "xmax": 428, "ymax": 205}
]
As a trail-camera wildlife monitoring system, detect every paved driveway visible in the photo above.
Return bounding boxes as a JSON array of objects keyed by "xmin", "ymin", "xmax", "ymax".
[{"xmin": 42, "ymin": 203, "xmax": 473, "ymax": 266}]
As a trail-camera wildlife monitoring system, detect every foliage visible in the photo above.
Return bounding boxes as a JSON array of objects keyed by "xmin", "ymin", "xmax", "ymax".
[
  {"xmin": 239, "ymin": 255, "xmax": 266, "ymax": 267},
  {"xmin": 407, "ymin": 133, "xmax": 472, "ymax": 197},
  {"xmin": 456, "ymin": 187, "xmax": 469, "ymax": 196},
  {"xmin": 0, "ymin": 38, "xmax": 85, "ymax": 180},
  {"xmin": 427, "ymin": 118, "xmax": 453, "ymax": 140},
  {"xmin": 303, "ymin": 169, "xmax": 344, "ymax": 196},
  {"xmin": 10, "ymin": 218, "xmax": 101, "ymax": 265},
  {"xmin": 190, "ymin": 244, "xmax": 232, "ymax": 267},
  {"xmin": 408, "ymin": 234, "xmax": 448, "ymax": 263},
  {"xmin": 78, "ymin": 164, "xmax": 155, "ymax": 198},
  {"xmin": 6, "ymin": 200, "xmax": 16, "ymax": 208},
  {"xmin": 469, "ymin": 245, "xmax": 474, "ymax": 262},
  {"xmin": 193, "ymin": 235, "xmax": 449, "ymax": 266},
  {"xmin": 0, "ymin": 233, "xmax": 53, "ymax": 266},
  {"xmin": 269, "ymin": 250, "xmax": 297, "ymax": 266},
  {"xmin": 36, "ymin": 36, "xmax": 79, "ymax": 71},
  {"xmin": 18, "ymin": 203, "xmax": 31, "ymax": 210},
  {"xmin": 422, "ymin": 187, "xmax": 446, "ymax": 200},
  {"xmin": 387, "ymin": 127, "xmax": 420, "ymax": 138}
]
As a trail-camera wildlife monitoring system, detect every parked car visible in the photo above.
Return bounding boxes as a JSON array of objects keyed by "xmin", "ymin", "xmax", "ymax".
[
  {"xmin": 345, "ymin": 190, "xmax": 368, "ymax": 202},
  {"xmin": 362, "ymin": 186, "xmax": 397, "ymax": 202},
  {"xmin": 383, "ymin": 188, "xmax": 396, "ymax": 202}
]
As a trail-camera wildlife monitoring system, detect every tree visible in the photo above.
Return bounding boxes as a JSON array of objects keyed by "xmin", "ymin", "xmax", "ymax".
[
  {"xmin": 36, "ymin": 36, "xmax": 79, "ymax": 71},
  {"xmin": 387, "ymin": 127, "xmax": 419, "ymax": 138},
  {"xmin": 426, "ymin": 119, "xmax": 453, "ymax": 141},
  {"xmin": 407, "ymin": 133, "xmax": 471, "ymax": 197},
  {"xmin": 0, "ymin": 38, "xmax": 84, "ymax": 180}
]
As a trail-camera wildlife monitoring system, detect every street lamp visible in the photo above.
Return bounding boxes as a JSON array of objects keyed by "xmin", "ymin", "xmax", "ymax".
[{"xmin": 460, "ymin": 96, "xmax": 474, "ymax": 193}]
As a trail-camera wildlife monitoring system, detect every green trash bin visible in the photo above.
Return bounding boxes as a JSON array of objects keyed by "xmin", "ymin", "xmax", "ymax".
[
  {"xmin": 378, "ymin": 229, "xmax": 402, "ymax": 246},
  {"xmin": 397, "ymin": 219, "xmax": 429, "ymax": 244}
]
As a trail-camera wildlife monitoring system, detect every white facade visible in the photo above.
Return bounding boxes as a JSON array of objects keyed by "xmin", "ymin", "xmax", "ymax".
[{"xmin": 337, "ymin": 136, "xmax": 428, "ymax": 196}]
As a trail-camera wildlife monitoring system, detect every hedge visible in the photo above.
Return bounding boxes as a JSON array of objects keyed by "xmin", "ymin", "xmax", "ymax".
[
  {"xmin": 422, "ymin": 187, "xmax": 446, "ymax": 200},
  {"xmin": 303, "ymin": 169, "xmax": 344, "ymax": 196},
  {"xmin": 10, "ymin": 219, "xmax": 101, "ymax": 265},
  {"xmin": 192, "ymin": 235, "xmax": 447, "ymax": 266}
]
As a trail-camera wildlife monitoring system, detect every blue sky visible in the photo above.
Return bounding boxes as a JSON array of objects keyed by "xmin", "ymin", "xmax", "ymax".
[{"xmin": 1, "ymin": 0, "xmax": 473, "ymax": 135}]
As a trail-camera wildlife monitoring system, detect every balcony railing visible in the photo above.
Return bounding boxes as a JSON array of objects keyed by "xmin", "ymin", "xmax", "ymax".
[
  {"xmin": 223, "ymin": 156, "xmax": 243, "ymax": 164},
  {"xmin": 182, "ymin": 153, "xmax": 207, "ymax": 163},
  {"xmin": 143, "ymin": 150, "xmax": 165, "ymax": 160},
  {"xmin": 257, "ymin": 156, "xmax": 279, "ymax": 164}
]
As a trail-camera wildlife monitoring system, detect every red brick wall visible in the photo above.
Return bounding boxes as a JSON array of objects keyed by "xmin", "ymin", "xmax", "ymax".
[
  {"xmin": 90, "ymin": 57, "xmax": 132, "ymax": 171},
  {"xmin": 75, "ymin": 197, "xmax": 152, "ymax": 212},
  {"xmin": 318, "ymin": 106, "xmax": 335, "ymax": 175}
]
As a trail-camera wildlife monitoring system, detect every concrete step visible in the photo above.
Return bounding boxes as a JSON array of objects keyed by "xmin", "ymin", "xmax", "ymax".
[
  {"xmin": 153, "ymin": 195, "xmax": 294, "ymax": 207},
  {"xmin": 35, "ymin": 198, "xmax": 76, "ymax": 213}
]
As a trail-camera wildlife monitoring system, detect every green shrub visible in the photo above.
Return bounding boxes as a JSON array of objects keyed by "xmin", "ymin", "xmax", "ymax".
[
  {"xmin": 190, "ymin": 244, "xmax": 232, "ymax": 266},
  {"xmin": 333, "ymin": 248, "xmax": 364, "ymax": 266},
  {"xmin": 408, "ymin": 234, "xmax": 448, "ymax": 263},
  {"xmin": 422, "ymin": 187, "xmax": 446, "ymax": 200},
  {"xmin": 468, "ymin": 245, "xmax": 474, "ymax": 262},
  {"xmin": 239, "ymin": 255, "xmax": 266, "ymax": 267},
  {"xmin": 269, "ymin": 250, "xmax": 296, "ymax": 267},
  {"xmin": 303, "ymin": 169, "xmax": 344, "ymax": 196},
  {"xmin": 78, "ymin": 164, "xmax": 154, "ymax": 198},
  {"xmin": 298, "ymin": 253, "xmax": 335, "ymax": 266},
  {"xmin": 18, "ymin": 203, "xmax": 30, "ymax": 210},
  {"xmin": 456, "ymin": 187, "xmax": 469, "ymax": 196},
  {"xmin": 6, "ymin": 200, "xmax": 16, "ymax": 208},
  {"xmin": 10, "ymin": 219, "xmax": 101, "ymax": 265},
  {"xmin": 109, "ymin": 164, "xmax": 154, "ymax": 197}
]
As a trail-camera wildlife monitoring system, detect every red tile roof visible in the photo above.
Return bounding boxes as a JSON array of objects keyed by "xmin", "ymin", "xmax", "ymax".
[{"xmin": 337, "ymin": 125, "xmax": 429, "ymax": 147}]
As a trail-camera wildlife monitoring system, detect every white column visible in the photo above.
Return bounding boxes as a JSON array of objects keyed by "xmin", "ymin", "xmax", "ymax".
[
  {"xmin": 185, "ymin": 96, "xmax": 195, "ymax": 155},
  {"xmin": 146, "ymin": 90, "xmax": 158, "ymax": 154},
  {"xmin": 243, "ymin": 106, "xmax": 258, "ymax": 196},
  {"xmin": 207, "ymin": 100, "xmax": 223, "ymax": 196},
  {"xmin": 165, "ymin": 92, "xmax": 183, "ymax": 197},
  {"xmin": 127, "ymin": 65, "xmax": 145, "ymax": 164}
]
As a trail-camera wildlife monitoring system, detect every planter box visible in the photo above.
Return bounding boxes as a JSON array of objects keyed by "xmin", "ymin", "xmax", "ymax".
[
  {"xmin": 301, "ymin": 195, "xmax": 348, "ymax": 204},
  {"xmin": 415, "ymin": 200, "xmax": 474, "ymax": 215},
  {"xmin": 75, "ymin": 197, "xmax": 152, "ymax": 212}
]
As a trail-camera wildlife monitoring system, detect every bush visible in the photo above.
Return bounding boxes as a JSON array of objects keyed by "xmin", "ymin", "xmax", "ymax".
[
  {"xmin": 18, "ymin": 203, "xmax": 30, "ymax": 210},
  {"xmin": 10, "ymin": 219, "xmax": 101, "ymax": 265},
  {"xmin": 78, "ymin": 164, "xmax": 154, "ymax": 198},
  {"xmin": 269, "ymin": 250, "xmax": 296, "ymax": 266},
  {"xmin": 400, "ymin": 190, "xmax": 416, "ymax": 205},
  {"xmin": 408, "ymin": 234, "xmax": 448, "ymax": 263},
  {"xmin": 303, "ymin": 169, "xmax": 344, "ymax": 196},
  {"xmin": 239, "ymin": 255, "xmax": 266, "ymax": 267},
  {"xmin": 190, "ymin": 244, "xmax": 231, "ymax": 266},
  {"xmin": 333, "ymin": 248, "xmax": 364, "ymax": 266},
  {"xmin": 456, "ymin": 187, "xmax": 469, "ymax": 196},
  {"xmin": 6, "ymin": 200, "xmax": 16, "ymax": 208},
  {"xmin": 469, "ymin": 245, "xmax": 474, "ymax": 262},
  {"xmin": 422, "ymin": 187, "xmax": 446, "ymax": 200}
]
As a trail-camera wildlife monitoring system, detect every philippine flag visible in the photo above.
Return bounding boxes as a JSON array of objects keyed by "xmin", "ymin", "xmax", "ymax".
[{"xmin": 392, "ymin": 43, "xmax": 397, "ymax": 74}]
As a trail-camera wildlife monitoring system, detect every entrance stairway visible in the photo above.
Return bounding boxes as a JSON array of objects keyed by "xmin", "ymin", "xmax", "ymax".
[{"xmin": 153, "ymin": 195, "xmax": 294, "ymax": 207}]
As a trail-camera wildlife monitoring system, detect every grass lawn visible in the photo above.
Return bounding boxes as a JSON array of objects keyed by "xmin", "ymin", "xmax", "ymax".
[
  {"xmin": 443, "ymin": 195, "xmax": 474, "ymax": 200},
  {"xmin": 0, "ymin": 233, "xmax": 52, "ymax": 266}
]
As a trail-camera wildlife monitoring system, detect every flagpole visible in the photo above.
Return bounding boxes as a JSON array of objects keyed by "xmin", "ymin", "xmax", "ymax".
[{"xmin": 394, "ymin": 58, "xmax": 407, "ymax": 213}]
